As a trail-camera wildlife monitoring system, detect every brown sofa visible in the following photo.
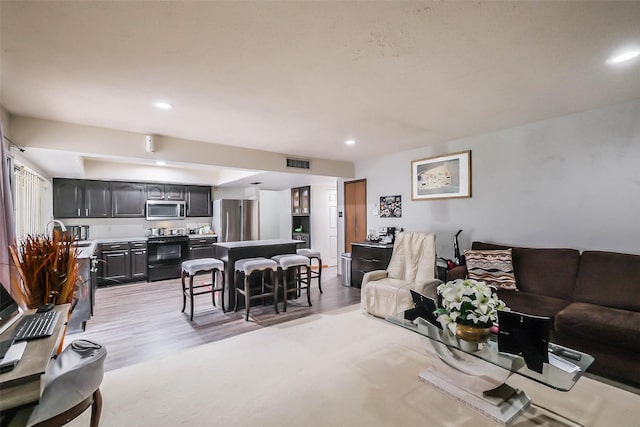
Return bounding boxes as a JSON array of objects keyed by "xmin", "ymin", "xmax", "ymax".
[{"xmin": 448, "ymin": 241, "xmax": 640, "ymax": 386}]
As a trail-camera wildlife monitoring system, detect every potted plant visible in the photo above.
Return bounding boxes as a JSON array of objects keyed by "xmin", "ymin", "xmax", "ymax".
[
  {"xmin": 9, "ymin": 232, "xmax": 78, "ymax": 309},
  {"xmin": 434, "ymin": 278, "xmax": 508, "ymax": 351}
]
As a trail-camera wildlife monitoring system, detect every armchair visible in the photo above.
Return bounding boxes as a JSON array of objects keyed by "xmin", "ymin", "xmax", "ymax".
[{"xmin": 361, "ymin": 232, "xmax": 441, "ymax": 318}]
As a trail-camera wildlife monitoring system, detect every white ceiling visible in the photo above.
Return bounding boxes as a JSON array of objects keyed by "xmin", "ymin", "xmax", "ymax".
[{"xmin": 2, "ymin": 1, "xmax": 640, "ymax": 188}]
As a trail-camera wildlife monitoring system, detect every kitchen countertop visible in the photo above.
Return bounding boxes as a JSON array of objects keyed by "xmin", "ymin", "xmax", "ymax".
[
  {"xmin": 73, "ymin": 234, "xmax": 218, "ymax": 258},
  {"xmin": 213, "ymin": 239, "xmax": 302, "ymax": 249},
  {"xmin": 352, "ymin": 241, "xmax": 395, "ymax": 249}
]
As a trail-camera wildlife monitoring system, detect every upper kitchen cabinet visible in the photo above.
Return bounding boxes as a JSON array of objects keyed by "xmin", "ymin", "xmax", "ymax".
[
  {"xmin": 147, "ymin": 184, "xmax": 185, "ymax": 201},
  {"xmin": 186, "ymin": 185, "xmax": 212, "ymax": 217},
  {"xmin": 111, "ymin": 182, "xmax": 146, "ymax": 217},
  {"xmin": 53, "ymin": 178, "xmax": 111, "ymax": 218},
  {"xmin": 291, "ymin": 186, "xmax": 310, "ymax": 216}
]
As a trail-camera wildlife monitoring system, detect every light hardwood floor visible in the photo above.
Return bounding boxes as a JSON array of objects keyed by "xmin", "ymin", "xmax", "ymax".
[{"xmin": 70, "ymin": 267, "xmax": 361, "ymax": 372}]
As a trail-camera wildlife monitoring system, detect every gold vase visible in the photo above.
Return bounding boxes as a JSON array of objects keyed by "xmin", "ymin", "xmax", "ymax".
[{"xmin": 455, "ymin": 323, "xmax": 491, "ymax": 343}]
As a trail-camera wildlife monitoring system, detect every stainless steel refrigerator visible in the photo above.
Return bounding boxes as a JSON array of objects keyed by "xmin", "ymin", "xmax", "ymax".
[{"xmin": 212, "ymin": 199, "xmax": 259, "ymax": 242}]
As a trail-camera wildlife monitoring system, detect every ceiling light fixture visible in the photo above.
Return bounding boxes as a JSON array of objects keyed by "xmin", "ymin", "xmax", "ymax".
[
  {"xmin": 344, "ymin": 139, "xmax": 356, "ymax": 146},
  {"xmin": 155, "ymin": 161, "xmax": 167, "ymax": 166},
  {"xmin": 607, "ymin": 50, "xmax": 640, "ymax": 64},
  {"xmin": 153, "ymin": 101, "xmax": 174, "ymax": 110}
]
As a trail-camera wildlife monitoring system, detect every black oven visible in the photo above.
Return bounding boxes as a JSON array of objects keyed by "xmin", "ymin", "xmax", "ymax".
[{"xmin": 147, "ymin": 235, "xmax": 189, "ymax": 282}]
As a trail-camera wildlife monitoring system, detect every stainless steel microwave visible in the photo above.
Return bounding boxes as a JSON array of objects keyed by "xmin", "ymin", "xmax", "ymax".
[{"xmin": 146, "ymin": 200, "xmax": 186, "ymax": 220}]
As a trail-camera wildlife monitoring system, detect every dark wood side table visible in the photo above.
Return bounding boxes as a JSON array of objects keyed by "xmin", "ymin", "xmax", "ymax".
[
  {"xmin": 0, "ymin": 304, "xmax": 69, "ymax": 412},
  {"xmin": 351, "ymin": 242, "xmax": 394, "ymax": 288}
]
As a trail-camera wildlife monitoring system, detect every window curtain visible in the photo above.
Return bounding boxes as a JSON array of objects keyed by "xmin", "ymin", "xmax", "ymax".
[
  {"xmin": 14, "ymin": 165, "xmax": 45, "ymax": 238},
  {"xmin": 0, "ymin": 121, "xmax": 18, "ymax": 295}
]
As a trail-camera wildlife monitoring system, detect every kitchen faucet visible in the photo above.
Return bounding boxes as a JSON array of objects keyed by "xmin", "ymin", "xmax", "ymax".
[{"xmin": 45, "ymin": 219, "xmax": 67, "ymax": 236}]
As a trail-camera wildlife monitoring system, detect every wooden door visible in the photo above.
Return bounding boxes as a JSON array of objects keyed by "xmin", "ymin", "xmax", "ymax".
[{"xmin": 344, "ymin": 179, "xmax": 366, "ymax": 253}]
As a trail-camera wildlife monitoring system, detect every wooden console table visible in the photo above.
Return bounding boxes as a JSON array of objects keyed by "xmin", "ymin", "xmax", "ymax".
[{"xmin": 0, "ymin": 304, "xmax": 69, "ymax": 412}]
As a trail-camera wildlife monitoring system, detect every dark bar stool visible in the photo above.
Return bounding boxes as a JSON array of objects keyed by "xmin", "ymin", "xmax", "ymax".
[
  {"xmin": 181, "ymin": 258, "xmax": 225, "ymax": 321},
  {"xmin": 234, "ymin": 257, "xmax": 278, "ymax": 321},
  {"xmin": 272, "ymin": 254, "xmax": 312, "ymax": 312},
  {"xmin": 297, "ymin": 249, "xmax": 323, "ymax": 293}
]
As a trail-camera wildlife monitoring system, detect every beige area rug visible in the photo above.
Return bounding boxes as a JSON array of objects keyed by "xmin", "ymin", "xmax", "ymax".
[{"xmin": 69, "ymin": 305, "xmax": 639, "ymax": 426}]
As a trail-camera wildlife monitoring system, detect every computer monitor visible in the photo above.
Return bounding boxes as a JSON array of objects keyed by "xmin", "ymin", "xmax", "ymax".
[
  {"xmin": 497, "ymin": 310, "xmax": 550, "ymax": 374},
  {"xmin": 0, "ymin": 283, "xmax": 23, "ymax": 335}
]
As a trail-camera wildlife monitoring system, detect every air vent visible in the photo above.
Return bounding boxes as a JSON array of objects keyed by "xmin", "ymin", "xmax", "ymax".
[{"xmin": 286, "ymin": 158, "xmax": 311, "ymax": 169}]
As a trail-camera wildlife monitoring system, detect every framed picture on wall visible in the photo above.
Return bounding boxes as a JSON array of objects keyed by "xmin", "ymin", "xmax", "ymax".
[
  {"xmin": 380, "ymin": 195, "xmax": 401, "ymax": 218},
  {"xmin": 411, "ymin": 150, "xmax": 471, "ymax": 200}
]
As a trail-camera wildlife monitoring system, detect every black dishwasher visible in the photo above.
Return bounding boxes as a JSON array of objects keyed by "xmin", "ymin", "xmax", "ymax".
[{"xmin": 189, "ymin": 236, "xmax": 217, "ymax": 259}]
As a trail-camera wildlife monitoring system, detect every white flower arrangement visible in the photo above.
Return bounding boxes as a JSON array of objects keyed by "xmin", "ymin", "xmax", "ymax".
[{"xmin": 434, "ymin": 278, "xmax": 508, "ymax": 334}]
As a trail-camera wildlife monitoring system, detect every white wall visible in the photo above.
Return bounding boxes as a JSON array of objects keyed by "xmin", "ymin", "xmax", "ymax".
[
  {"xmin": 353, "ymin": 98, "xmax": 640, "ymax": 259},
  {"xmin": 259, "ymin": 190, "xmax": 283, "ymax": 240}
]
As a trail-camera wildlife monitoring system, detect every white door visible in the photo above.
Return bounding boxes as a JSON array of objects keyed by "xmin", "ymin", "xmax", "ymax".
[{"xmin": 326, "ymin": 189, "xmax": 338, "ymax": 267}]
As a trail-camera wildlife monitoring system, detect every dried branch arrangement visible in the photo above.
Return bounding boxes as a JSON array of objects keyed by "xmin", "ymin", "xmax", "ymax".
[{"xmin": 9, "ymin": 233, "xmax": 78, "ymax": 309}]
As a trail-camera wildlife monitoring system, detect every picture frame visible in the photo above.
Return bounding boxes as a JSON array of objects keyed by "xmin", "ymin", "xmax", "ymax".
[
  {"xmin": 379, "ymin": 195, "xmax": 401, "ymax": 218},
  {"xmin": 411, "ymin": 150, "xmax": 471, "ymax": 200}
]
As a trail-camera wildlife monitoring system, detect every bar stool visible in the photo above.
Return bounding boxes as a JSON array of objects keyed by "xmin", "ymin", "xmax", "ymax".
[
  {"xmin": 234, "ymin": 257, "xmax": 278, "ymax": 321},
  {"xmin": 272, "ymin": 254, "xmax": 312, "ymax": 312},
  {"xmin": 297, "ymin": 249, "xmax": 323, "ymax": 293},
  {"xmin": 181, "ymin": 258, "xmax": 225, "ymax": 321}
]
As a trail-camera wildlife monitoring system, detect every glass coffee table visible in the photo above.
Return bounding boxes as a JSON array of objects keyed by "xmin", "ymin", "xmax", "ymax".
[{"xmin": 386, "ymin": 312, "xmax": 594, "ymax": 425}]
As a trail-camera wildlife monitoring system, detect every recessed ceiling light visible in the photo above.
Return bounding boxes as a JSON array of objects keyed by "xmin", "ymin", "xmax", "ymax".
[
  {"xmin": 153, "ymin": 101, "xmax": 174, "ymax": 110},
  {"xmin": 155, "ymin": 161, "xmax": 167, "ymax": 166},
  {"xmin": 607, "ymin": 50, "xmax": 640, "ymax": 64},
  {"xmin": 344, "ymin": 139, "xmax": 356, "ymax": 146}
]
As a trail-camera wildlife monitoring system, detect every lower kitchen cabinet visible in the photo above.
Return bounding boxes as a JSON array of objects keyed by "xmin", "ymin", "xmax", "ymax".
[
  {"xmin": 189, "ymin": 236, "xmax": 217, "ymax": 259},
  {"xmin": 98, "ymin": 240, "xmax": 147, "ymax": 286},
  {"xmin": 67, "ymin": 256, "xmax": 92, "ymax": 334},
  {"xmin": 350, "ymin": 243, "xmax": 394, "ymax": 288},
  {"xmin": 130, "ymin": 241, "xmax": 148, "ymax": 280}
]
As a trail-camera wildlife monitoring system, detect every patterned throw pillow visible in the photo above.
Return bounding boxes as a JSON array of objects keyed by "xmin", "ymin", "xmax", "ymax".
[{"xmin": 464, "ymin": 249, "xmax": 518, "ymax": 291}]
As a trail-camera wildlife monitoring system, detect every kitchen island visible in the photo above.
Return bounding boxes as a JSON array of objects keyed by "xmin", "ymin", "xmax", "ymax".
[{"xmin": 213, "ymin": 239, "xmax": 303, "ymax": 311}]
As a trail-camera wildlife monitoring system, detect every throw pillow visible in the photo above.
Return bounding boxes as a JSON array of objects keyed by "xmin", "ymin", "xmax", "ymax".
[{"xmin": 464, "ymin": 249, "xmax": 518, "ymax": 291}]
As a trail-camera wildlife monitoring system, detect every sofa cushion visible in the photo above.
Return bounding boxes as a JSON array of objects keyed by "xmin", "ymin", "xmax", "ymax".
[
  {"xmin": 464, "ymin": 248, "xmax": 517, "ymax": 290},
  {"xmin": 472, "ymin": 242, "xmax": 579, "ymax": 300},
  {"xmin": 573, "ymin": 251, "xmax": 640, "ymax": 312},
  {"xmin": 496, "ymin": 289, "xmax": 570, "ymax": 319},
  {"xmin": 555, "ymin": 302, "xmax": 640, "ymax": 352}
]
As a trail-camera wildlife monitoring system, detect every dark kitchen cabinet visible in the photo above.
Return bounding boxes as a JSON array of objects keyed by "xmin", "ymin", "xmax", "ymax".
[
  {"xmin": 189, "ymin": 236, "xmax": 217, "ymax": 259},
  {"xmin": 291, "ymin": 186, "xmax": 310, "ymax": 216},
  {"xmin": 100, "ymin": 242, "xmax": 131, "ymax": 284},
  {"xmin": 67, "ymin": 256, "xmax": 92, "ymax": 333},
  {"xmin": 111, "ymin": 182, "xmax": 146, "ymax": 217},
  {"xmin": 130, "ymin": 241, "xmax": 148, "ymax": 280},
  {"xmin": 53, "ymin": 178, "xmax": 110, "ymax": 218},
  {"xmin": 291, "ymin": 186, "xmax": 311, "ymax": 248},
  {"xmin": 186, "ymin": 186, "xmax": 212, "ymax": 217},
  {"xmin": 350, "ymin": 243, "xmax": 394, "ymax": 288},
  {"xmin": 98, "ymin": 240, "xmax": 148, "ymax": 285},
  {"xmin": 147, "ymin": 184, "xmax": 185, "ymax": 201}
]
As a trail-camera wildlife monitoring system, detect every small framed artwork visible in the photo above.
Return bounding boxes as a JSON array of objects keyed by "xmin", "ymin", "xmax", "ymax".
[
  {"xmin": 411, "ymin": 150, "xmax": 471, "ymax": 200},
  {"xmin": 380, "ymin": 195, "xmax": 401, "ymax": 218}
]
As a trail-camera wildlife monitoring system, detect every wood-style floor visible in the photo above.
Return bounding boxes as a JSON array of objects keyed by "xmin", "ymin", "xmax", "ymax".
[{"xmin": 70, "ymin": 267, "xmax": 361, "ymax": 372}]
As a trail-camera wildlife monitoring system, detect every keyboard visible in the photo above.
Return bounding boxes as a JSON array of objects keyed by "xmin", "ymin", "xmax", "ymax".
[{"xmin": 13, "ymin": 310, "xmax": 60, "ymax": 342}]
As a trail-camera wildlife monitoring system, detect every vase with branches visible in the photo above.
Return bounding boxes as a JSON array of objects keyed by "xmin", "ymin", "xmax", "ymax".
[{"xmin": 9, "ymin": 232, "xmax": 79, "ymax": 309}]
